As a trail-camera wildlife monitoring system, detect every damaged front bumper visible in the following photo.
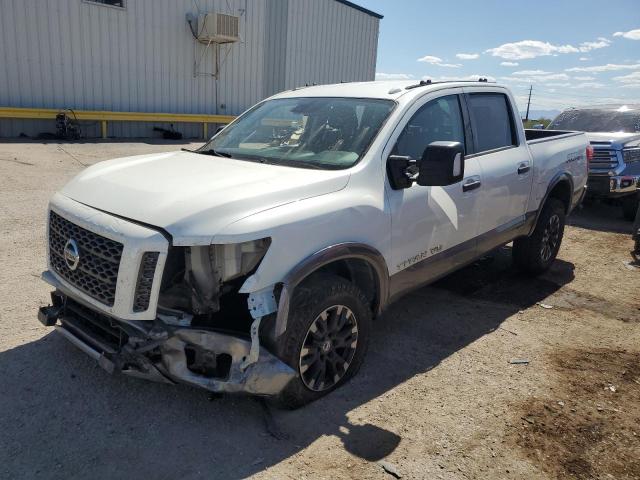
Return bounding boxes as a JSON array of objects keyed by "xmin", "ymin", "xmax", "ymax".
[{"xmin": 39, "ymin": 273, "xmax": 295, "ymax": 396}]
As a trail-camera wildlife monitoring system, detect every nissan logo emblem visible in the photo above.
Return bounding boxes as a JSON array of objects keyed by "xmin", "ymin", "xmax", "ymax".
[{"xmin": 64, "ymin": 238, "xmax": 80, "ymax": 271}]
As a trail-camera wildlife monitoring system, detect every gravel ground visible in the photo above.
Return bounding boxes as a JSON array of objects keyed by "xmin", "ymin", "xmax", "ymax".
[{"xmin": 1, "ymin": 140, "xmax": 639, "ymax": 480}]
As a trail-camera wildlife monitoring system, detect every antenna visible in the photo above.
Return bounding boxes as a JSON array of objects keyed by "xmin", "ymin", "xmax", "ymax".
[{"xmin": 525, "ymin": 85, "xmax": 533, "ymax": 121}]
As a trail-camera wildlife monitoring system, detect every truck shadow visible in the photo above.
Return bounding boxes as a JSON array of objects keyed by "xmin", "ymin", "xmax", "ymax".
[
  {"xmin": 0, "ymin": 248, "xmax": 574, "ymax": 479},
  {"xmin": 568, "ymin": 202, "xmax": 634, "ymax": 234}
]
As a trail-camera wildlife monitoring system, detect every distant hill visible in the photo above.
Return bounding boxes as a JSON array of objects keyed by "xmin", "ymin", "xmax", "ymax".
[{"xmin": 523, "ymin": 109, "xmax": 561, "ymax": 120}]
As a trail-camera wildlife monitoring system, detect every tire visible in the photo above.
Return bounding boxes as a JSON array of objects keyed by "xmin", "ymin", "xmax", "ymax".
[
  {"xmin": 513, "ymin": 198, "xmax": 566, "ymax": 275},
  {"xmin": 272, "ymin": 274, "xmax": 371, "ymax": 409},
  {"xmin": 621, "ymin": 195, "xmax": 639, "ymax": 222}
]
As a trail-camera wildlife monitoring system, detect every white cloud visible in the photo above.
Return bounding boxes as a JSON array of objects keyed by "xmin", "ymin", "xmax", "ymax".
[
  {"xmin": 503, "ymin": 73, "xmax": 570, "ymax": 83},
  {"xmin": 573, "ymin": 82, "xmax": 605, "ymax": 89},
  {"xmin": 500, "ymin": 61, "xmax": 519, "ymax": 66},
  {"xmin": 613, "ymin": 29, "xmax": 640, "ymax": 40},
  {"xmin": 417, "ymin": 55, "xmax": 443, "ymax": 63},
  {"xmin": 375, "ymin": 72, "xmax": 413, "ymax": 80},
  {"xmin": 613, "ymin": 71, "xmax": 640, "ymax": 84},
  {"xmin": 422, "ymin": 74, "xmax": 496, "ymax": 82},
  {"xmin": 573, "ymin": 76, "xmax": 595, "ymax": 81},
  {"xmin": 566, "ymin": 63, "xmax": 640, "ymax": 73},
  {"xmin": 456, "ymin": 53, "xmax": 479, "ymax": 60},
  {"xmin": 486, "ymin": 37, "xmax": 611, "ymax": 60},
  {"xmin": 578, "ymin": 37, "xmax": 611, "ymax": 52},
  {"xmin": 417, "ymin": 55, "xmax": 462, "ymax": 68},
  {"xmin": 615, "ymin": 72, "xmax": 640, "ymax": 88},
  {"xmin": 512, "ymin": 70, "xmax": 552, "ymax": 75},
  {"xmin": 485, "ymin": 40, "xmax": 578, "ymax": 60},
  {"xmin": 536, "ymin": 74, "xmax": 571, "ymax": 82},
  {"xmin": 512, "ymin": 93, "xmax": 635, "ymax": 111},
  {"xmin": 579, "ymin": 57, "xmax": 589, "ymax": 61}
]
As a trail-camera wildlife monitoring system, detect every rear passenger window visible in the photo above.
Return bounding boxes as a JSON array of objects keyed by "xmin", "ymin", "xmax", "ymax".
[
  {"xmin": 393, "ymin": 95, "xmax": 466, "ymax": 160},
  {"xmin": 467, "ymin": 93, "xmax": 518, "ymax": 153}
]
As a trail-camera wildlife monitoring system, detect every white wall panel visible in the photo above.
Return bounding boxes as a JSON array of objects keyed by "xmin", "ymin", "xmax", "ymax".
[{"xmin": 0, "ymin": 0, "xmax": 379, "ymax": 138}]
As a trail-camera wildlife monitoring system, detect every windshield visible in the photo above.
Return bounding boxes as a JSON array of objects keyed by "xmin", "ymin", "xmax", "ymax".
[
  {"xmin": 548, "ymin": 107, "xmax": 640, "ymax": 133},
  {"xmin": 199, "ymin": 97, "xmax": 395, "ymax": 169}
]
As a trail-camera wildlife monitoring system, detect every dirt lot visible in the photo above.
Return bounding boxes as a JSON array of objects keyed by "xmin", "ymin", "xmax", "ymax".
[{"xmin": 1, "ymin": 140, "xmax": 639, "ymax": 480}]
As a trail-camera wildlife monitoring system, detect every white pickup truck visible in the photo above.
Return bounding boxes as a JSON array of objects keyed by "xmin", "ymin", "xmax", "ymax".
[{"xmin": 39, "ymin": 80, "xmax": 589, "ymax": 408}]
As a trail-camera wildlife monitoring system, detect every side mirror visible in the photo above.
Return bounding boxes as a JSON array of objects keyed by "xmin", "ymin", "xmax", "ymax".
[
  {"xmin": 387, "ymin": 155, "xmax": 414, "ymax": 190},
  {"xmin": 215, "ymin": 125, "xmax": 226, "ymax": 135},
  {"xmin": 416, "ymin": 141, "xmax": 464, "ymax": 187}
]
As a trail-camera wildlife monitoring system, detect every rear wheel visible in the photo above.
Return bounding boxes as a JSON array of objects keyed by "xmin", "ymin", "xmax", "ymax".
[
  {"xmin": 513, "ymin": 198, "xmax": 566, "ymax": 275},
  {"xmin": 273, "ymin": 274, "xmax": 371, "ymax": 409}
]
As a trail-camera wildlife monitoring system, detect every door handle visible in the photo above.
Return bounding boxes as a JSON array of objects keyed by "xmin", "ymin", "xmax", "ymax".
[
  {"xmin": 517, "ymin": 163, "xmax": 531, "ymax": 174},
  {"xmin": 462, "ymin": 178, "xmax": 481, "ymax": 192}
]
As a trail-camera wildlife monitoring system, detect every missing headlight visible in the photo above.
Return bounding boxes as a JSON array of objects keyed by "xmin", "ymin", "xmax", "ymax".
[
  {"xmin": 209, "ymin": 238, "xmax": 271, "ymax": 284},
  {"xmin": 158, "ymin": 239, "xmax": 271, "ymax": 332}
]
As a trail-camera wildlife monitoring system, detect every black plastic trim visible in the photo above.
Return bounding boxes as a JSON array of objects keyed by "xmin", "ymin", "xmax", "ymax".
[
  {"xmin": 275, "ymin": 243, "xmax": 389, "ymax": 336},
  {"xmin": 532, "ymin": 172, "xmax": 575, "ymax": 232}
]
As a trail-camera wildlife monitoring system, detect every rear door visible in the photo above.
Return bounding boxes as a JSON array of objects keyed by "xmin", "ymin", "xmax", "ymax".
[{"xmin": 462, "ymin": 89, "xmax": 533, "ymax": 235}]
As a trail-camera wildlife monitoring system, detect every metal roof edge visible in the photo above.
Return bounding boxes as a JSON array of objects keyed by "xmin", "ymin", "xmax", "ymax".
[{"xmin": 334, "ymin": 0, "xmax": 383, "ymax": 19}]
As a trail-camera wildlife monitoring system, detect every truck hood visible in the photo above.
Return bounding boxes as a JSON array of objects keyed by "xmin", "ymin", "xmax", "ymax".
[
  {"xmin": 61, "ymin": 151, "xmax": 350, "ymax": 244},
  {"xmin": 587, "ymin": 132, "xmax": 640, "ymax": 147}
]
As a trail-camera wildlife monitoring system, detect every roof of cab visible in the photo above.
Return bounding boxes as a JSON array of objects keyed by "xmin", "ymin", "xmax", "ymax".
[{"xmin": 271, "ymin": 80, "xmax": 504, "ymax": 101}]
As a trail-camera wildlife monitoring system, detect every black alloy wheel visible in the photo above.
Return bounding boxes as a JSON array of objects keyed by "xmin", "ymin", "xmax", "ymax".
[{"xmin": 298, "ymin": 305, "xmax": 358, "ymax": 392}]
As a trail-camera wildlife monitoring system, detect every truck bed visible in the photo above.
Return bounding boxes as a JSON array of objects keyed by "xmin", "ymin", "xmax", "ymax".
[
  {"xmin": 525, "ymin": 128, "xmax": 588, "ymax": 214},
  {"xmin": 525, "ymin": 129, "xmax": 582, "ymax": 143}
]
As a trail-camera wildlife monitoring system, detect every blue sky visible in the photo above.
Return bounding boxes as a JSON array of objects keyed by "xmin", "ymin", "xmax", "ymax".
[{"xmin": 357, "ymin": 0, "xmax": 640, "ymax": 114}]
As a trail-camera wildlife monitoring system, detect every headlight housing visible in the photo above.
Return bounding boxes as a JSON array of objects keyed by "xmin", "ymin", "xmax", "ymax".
[
  {"xmin": 209, "ymin": 238, "xmax": 271, "ymax": 283},
  {"xmin": 623, "ymin": 147, "xmax": 640, "ymax": 164}
]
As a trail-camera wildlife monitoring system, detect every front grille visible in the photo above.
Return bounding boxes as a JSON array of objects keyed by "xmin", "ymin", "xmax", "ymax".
[
  {"xmin": 133, "ymin": 252, "xmax": 160, "ymax": 312},
  {"xmin": 623, "ymin": 148, "xmax": 640, "ymax": 164},
  {"xmin": 61, "ymin": 298, "xmax": 129, "ymax": 353},
  {"xmin": 589, "ymin": 147, "xmax": 619, "ymax": 172},
  {"xmin": 49, "ymin": 211, "xmax": 123, "ymax": 307}
]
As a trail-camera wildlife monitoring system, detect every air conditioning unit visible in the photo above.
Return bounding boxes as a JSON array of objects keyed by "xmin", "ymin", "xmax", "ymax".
[{"xmin": 197, "ymin": 13, "xmax": 240, "ymax": 44}]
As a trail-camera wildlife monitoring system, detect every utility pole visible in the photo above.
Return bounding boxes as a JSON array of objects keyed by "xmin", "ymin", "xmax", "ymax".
[{"xmin": 525, "ymin": 85, "xmax": 532, "ymax": 121}]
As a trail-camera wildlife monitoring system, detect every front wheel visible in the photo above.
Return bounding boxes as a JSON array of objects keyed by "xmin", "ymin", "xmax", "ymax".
[
  {"xmin": 273, "ymin": 274, "xmax": 371, "ymax": 409},
  {"xmin": 513, "ymin": 198, "xmax": 566, "ymax": 275}
]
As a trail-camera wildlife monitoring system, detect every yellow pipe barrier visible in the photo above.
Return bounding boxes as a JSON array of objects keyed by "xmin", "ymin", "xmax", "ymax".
[{"xmin": 0, "ymin": 107, "xmax": 235, "ymax": 139}]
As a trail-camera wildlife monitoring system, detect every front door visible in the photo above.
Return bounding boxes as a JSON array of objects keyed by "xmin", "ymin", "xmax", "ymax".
[{"xmin": 384, "ymin": 91, "xmax": 483, "ymax": 296}]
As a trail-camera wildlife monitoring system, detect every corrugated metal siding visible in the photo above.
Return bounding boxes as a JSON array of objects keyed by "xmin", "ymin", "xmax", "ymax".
[
  {"xmin": 284, "ymin": 0, "xmax": 378, "ymax": 88},
  {"xmin": 0, "ymin": 0, "xmax": 378, "ymax": 138}
]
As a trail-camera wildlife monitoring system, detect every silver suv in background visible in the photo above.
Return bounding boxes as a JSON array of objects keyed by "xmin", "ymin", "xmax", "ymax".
[{"xmin": 548, "ymin": 104, "xmax": 640, "ymax": 220}]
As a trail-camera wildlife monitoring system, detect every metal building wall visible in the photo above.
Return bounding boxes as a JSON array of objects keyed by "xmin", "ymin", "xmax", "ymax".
[
  {"xmin": 0, "ymin": 0, "xmax": 379, "ymax": 138},
  {"xmin": 283, "ymin": 0, "xmax": 379, "ymax": 90}
]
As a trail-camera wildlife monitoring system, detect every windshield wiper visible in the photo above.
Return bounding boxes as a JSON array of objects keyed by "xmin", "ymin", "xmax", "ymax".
[
  {"xmin": 200, "ymin": 148, "xmax": 233, "ymax": 158},
  {"xmin": 193, "ymin": 148, "xmax": 233, "ymax": 158}
]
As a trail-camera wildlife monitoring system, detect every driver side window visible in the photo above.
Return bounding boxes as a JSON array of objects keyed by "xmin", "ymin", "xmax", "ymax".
[{"xmin": 393, "ymin": 95, "xmax": 466, "ymax": 159}]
